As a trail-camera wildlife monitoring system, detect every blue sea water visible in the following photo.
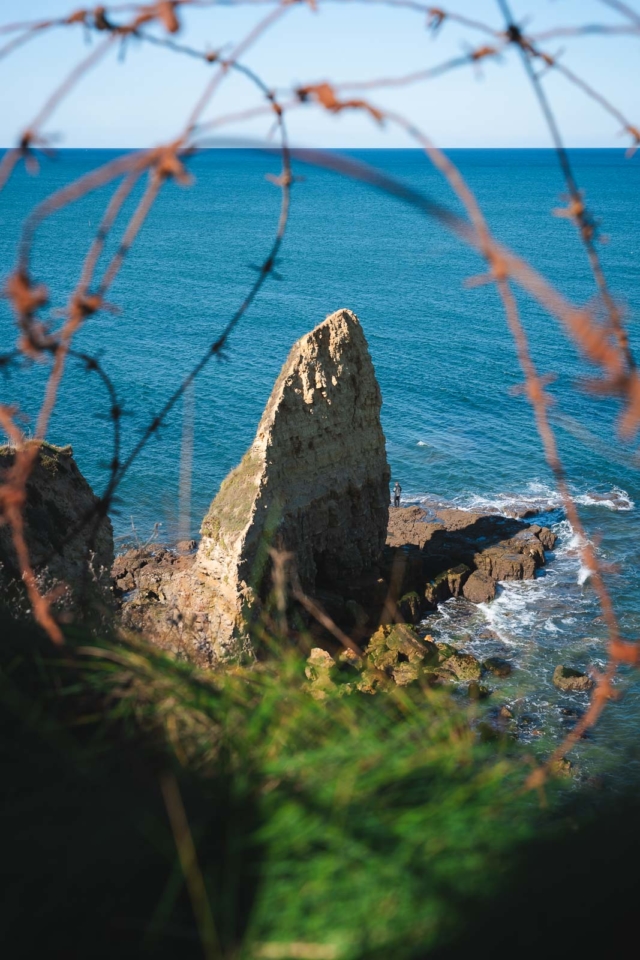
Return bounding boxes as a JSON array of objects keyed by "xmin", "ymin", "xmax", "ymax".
[{"xmin": 1, "ymin": 147, "xmax": 640, "ymax": 777}]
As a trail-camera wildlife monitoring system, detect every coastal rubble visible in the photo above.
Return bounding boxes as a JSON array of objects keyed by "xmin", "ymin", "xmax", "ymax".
[{"xmin": 114, "ymin": 468, "xmax": 558, "ymax": 667}]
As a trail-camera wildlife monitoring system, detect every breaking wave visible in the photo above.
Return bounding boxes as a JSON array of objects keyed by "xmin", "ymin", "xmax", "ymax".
[{"xmin": 417, "ymin": 481, "xmax": 634, "ymax": 519}]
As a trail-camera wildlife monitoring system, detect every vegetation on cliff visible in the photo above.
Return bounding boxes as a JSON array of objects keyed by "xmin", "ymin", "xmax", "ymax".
[
  {"xmin": 5, "ymin": 612, "xmax": 640, "ymax": 958},
  {"xmin": 0, "ymin": 612, "xmax": 543, "ymax": 959}
]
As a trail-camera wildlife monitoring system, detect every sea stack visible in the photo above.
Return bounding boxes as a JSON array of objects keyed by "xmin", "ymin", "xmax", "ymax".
[
  {"xmin": 115, "ymin": 308, "xmax": 390, "ymax": 664},
  {"xmin": 196, "ymin": 307, "xmax": 390, "ymax": 659}
]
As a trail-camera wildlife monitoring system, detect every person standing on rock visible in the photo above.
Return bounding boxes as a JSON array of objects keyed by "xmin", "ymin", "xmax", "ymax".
[{"xmin": 393, "ymin": 481, "xmax": 402, "ymax": 508}]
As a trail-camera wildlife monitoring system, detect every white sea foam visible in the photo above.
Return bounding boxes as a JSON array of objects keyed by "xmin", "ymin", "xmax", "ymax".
[
  {"xmin": 574, "ymin": 487, "xmax": 634, "ymax": 511},
  {"xmin": 432, "ymin": 512, "xmax": 592, "ymax": 650},
  {"xmin": 418, "ymin": 481, "xmax": 634, "ymax": 519},
  {"xmin": 577, "ymin": 564, "xmax": 593, "ymax": 586},
  {"xmin": 418, "ymin": 486, "xmax": 620, "ymax": 662},
  {"xmin": 416, "ymin": 479, "xmax": 636, "ymax": 771}
]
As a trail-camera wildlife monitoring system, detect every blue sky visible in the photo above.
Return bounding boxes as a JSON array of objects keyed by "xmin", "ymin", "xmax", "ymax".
[{"xmin": 1, "ymin": 0, "xmax": 639, "ymax": 148}]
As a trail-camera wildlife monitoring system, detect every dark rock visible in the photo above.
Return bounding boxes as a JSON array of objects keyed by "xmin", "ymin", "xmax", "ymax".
[
  {"xmin": 468, "ymin": 681, "xmax": 492, "ymax": 700},
  {"xmin": 435, "ymin": 641, "xmax": 456, "ymax": 661},
  {"xmin": 474, "ymin": 545, "xmax": 536, "ymax": 582},
  {"xmin": 386, "ymin": 505, "xmax": 555, "ymax": 618},
  {"xmin": 367, "ymin": 623, "xmax": 437, "ymax": 670},
  {"xmin": 0, "ymin": 441, "xmax": 113, "ymax": 616},
  {"xmin": 398, "ymin": 591, "xmax": 421, "ymax": 624},
  {"xmin": 483, "ymin": 657, "xmax": 513, "ymax": 678},
  {"xmin": 553, "ymin": 665, "xmax": 594, "ymax": 693},
  {"xmin": 447, "ymin": 563, "xmax": 471, "ymax": 597},
  {"xmin": 463, "ymin": 570, "xmax": 496, "ymax": 604},
  {"xmin": 509, "ymin": 529, "xmax": 546, "ymax": 566},
  {"xmin": 424, "ymin": 569, "xmax": 452, "ymax": 608},
  {"xmin": 112, "ymin": 546, "xmax": 203, "ymax": 660},
  {"xmin": 366, "ymin": 623, "xmax": 438, "ymax": 686}
]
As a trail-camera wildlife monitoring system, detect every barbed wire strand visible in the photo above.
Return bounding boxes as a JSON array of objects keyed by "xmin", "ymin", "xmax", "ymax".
[
  {"xmin": 2, "ymin": 7, "xmax": 293, "ymax": 592},
  {"xmin": 1, "ymin": 2, "xmax": 292, "ymax": 639},
  {"xmin": 0, "ymin": 0, "xmax": 639, "ymax": 783},
  {"xmin": 497, "ymin": 0, "xmax": 635, "ymax": 372}
]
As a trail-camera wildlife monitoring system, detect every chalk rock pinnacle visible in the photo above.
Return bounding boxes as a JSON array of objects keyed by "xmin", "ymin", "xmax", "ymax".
[{"xmin": 196, "ymin": 307, "xmax": 390, "ymax": 659}]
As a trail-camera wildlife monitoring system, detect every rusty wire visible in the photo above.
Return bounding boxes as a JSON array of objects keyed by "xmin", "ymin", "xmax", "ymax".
[{"xmin": 0, "ymin": 0, "xmax": 639, "ymax": 782}]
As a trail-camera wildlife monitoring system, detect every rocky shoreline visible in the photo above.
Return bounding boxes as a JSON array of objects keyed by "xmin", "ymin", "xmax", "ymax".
[
  {"xmin": 111, "ymin": 502, "xmax": 578, "ymax": 702},
  {"xmin": 0, "ymin": 445, "xmax": 594, "ymax": 746},
  {"xmin": 113, "ymin": 503, "xmax": 558, "ymax": 647},
  {"xmin": 0, "ymin": 310, "xmax": 594, "ymax": 726}
]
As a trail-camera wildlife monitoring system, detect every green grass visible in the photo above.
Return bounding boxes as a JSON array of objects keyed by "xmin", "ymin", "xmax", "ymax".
[
  {"xmin": 201, "ymin": 448, "xmax": 261, "ymax": 545},
  {"xmin": 0, "ymin": 614, "xmax": 555, "ymax": 959}
]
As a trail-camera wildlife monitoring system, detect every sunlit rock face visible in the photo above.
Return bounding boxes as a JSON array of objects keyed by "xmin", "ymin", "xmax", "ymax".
[
  {"xmin": 195, "ymin": 307, "xmax": 390, "ymax": 660},
  {"xmin": 116, "ymin": 309, "xmax": 390, "ymax": 666}
]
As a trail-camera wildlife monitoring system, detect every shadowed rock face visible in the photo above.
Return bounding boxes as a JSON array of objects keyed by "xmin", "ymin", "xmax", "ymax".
[
  {"xmin": 0, "ymin": 442, "xmax": 114, "ymax": 616},
  {"xmin": 195, "ymin": 308, "xmax": 390, "ymax": 658}
]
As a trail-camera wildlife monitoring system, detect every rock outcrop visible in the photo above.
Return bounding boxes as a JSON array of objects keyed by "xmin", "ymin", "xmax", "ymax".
[
  {"xmin": 462, "ymin": 570, "xmax": 496, "ymax": 604},
  {"xmin": 302, "ymin": 626, "xmax": 493, "ymax": 699},
  {"xmin": 117, "ymin": 309, "xmax": 390, "ymax": 664},
  {"xmin": 385, "ymin": 505, "xmax": 556, "ymax": 613},
  {"xmin": 553, "ymin": 664, "xmax": 594, "ymax": 693},
  {"xmin": 0, "ymin": 442, "xmax": 113, "ymax": 616}
]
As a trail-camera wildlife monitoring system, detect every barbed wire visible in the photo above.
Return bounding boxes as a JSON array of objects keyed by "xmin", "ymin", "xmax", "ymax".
[{"xmin": 0, "ymin": 0, "xmax": 639, "ymax": 785}]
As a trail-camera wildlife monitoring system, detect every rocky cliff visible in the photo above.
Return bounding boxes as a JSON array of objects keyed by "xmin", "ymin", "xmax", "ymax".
[
  {"xmin": 116, "ymin": 309, "xmax": 390, "ymax": 663},
  {"xmin": 0, "ymin": 441, "xmax": 113, "ymax": 617}
]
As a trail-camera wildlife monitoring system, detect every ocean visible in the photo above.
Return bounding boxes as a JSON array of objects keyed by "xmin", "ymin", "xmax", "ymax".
[{"xmin": 1, "ymin": 147, "xmax": 640, "ymax": 778}]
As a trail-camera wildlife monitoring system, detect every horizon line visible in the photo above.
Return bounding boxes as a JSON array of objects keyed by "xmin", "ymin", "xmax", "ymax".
[{"xmin": 1, "ymin": 145, "xmax": 632, "ymax": 152}]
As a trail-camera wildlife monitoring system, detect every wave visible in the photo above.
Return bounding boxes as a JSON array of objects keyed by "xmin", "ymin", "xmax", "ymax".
[
  {"xmin": 420, "ymin": 511, "xmax": 602, "ymax": 655},
  {"xmin": 577, "ymin": 564, "xmax": 593, "ymax": 586},
  {"xmin": 574, "ymin": 488, "xmax": 634, "ymax": 511},
  {"xmin": 417, "ymin": 481, "xmax": 634, "ymax": 519}
]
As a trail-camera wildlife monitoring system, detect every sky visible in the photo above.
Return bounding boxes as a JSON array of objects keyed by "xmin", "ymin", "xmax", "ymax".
[{"xmin": 0, "ymin": 0, "xmax": 639, "ymax": 148}]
